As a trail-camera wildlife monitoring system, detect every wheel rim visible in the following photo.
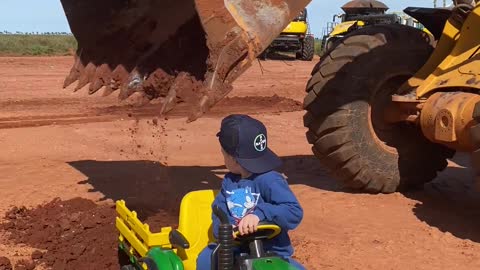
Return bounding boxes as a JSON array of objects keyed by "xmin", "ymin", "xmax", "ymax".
[{"xmin": 368, "ymin": 75, "xmax": 411, "ymax": 154}]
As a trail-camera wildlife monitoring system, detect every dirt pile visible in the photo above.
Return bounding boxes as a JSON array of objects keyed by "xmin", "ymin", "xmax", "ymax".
[
  {"xmin": 1, "ymin": 198, "xmax": 176, "ymax": 270},
  {"xmin": 291, "ymin": 235, "xmax": 316, "ymax": 267},
  {"xmin": 1, "ymin": 198, "xmax": 117, "ymax": 269}
]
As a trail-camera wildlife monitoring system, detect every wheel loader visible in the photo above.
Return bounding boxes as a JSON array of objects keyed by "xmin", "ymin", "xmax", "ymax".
[
  {"xmin": 59, "ymin": 0, "xmax": 480, "ymax": 194},
  {"xmin": 319, "ymin": 0, "xmax": 432, "ymax": 55},
  {"xmin": 261, "ymin": 8, "xmax": 315, "ymax": 61},
  {"xmin": 320, "ymin": 0, "xmax": 394, "ymax": 53}
]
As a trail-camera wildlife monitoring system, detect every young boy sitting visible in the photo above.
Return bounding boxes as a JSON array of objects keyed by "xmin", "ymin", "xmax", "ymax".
[{"xmin": 196, "ymin": 114, "xmax": 305, "ymax": 270}]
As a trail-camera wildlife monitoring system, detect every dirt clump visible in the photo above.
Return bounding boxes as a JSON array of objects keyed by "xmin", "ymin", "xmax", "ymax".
[
  {"xmin": 0, "ymin": 257, "xmax": 12, "ymax": 270},
  {"xmin": 2, "ymin": 198, "xmax": 116, "ymax": 269},
  {"xmin": 14, "ymin": 259, "xmax": 35, "ymax": 270},
  {"xmin": 31, "ymin": 250, "xmax": 44, "ymax": 260},
  {"xmin": 1, "ymin": 197, "xmax": 178, "ymax": 270}
]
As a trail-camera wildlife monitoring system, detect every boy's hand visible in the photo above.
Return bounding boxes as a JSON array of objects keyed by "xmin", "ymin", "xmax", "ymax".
[{"xmin": 238, "ymin": 214, "xmax": 260, "ymax": 235}]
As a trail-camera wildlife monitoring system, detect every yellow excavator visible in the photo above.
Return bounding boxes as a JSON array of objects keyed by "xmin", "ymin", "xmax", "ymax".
[{"xmin": 60, "ymin": 0, "xmax": 480, "ymax": 194}]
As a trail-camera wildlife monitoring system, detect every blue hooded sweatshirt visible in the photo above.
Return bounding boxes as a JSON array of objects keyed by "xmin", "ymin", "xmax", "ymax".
[{"xmin": 211, "ymin": 170, "xmax": 303, "ymax": 258}]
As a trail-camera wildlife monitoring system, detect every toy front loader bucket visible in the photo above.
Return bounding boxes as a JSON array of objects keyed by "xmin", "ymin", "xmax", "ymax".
[{"xmin": 60, "ymin": 0, "xmax": 311, "ymax": 121}]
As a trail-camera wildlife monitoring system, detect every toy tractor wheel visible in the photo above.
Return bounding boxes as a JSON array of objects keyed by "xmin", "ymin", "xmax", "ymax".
[
  {"xmin": 301, "ymin": 35, "xmax": 315, "ymax": 61},
  {"xmin": 303, "ymin": 24, "xmax": 455, "ymax": 193}
]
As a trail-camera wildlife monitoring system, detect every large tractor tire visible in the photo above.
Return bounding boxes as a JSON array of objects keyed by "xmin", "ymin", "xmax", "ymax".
[
  {"xmin": 324, "ymin": 38, "xmax": 334, "ymax": 52},
  {"xmin": 303, "ymin": 24, "xmax": 455, "ymax": 193},
  {"xmin": 301, "ymin": 35, "xmax": 315, "ymax": 61}
]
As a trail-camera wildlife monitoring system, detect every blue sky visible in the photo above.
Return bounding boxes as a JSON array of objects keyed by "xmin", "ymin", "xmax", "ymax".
[{"xmin": 1, "ymin": 0, "xmax": 440, "ymax": 37}]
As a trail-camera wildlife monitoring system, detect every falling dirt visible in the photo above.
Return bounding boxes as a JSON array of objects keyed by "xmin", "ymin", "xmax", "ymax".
[
  {"xmin": 121, "ymin": 116, "xmax": 170, "ymax": 165},
  {"xmin": 1, "ymin": 198, "xmax": 177, "ymax": 270}
]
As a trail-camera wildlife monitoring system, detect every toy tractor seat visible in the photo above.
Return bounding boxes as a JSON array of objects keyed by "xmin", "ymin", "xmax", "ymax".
[{"xmin": 175, "ymin": 189, "xmax": 218, "ymax": 269}]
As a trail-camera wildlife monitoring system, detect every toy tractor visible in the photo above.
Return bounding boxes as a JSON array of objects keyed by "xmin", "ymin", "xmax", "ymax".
[{"xmin": 116, "ymin": 190, "xmax": 298, "ymax": 270}]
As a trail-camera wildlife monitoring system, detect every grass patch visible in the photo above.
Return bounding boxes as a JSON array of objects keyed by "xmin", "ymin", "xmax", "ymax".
[{"xmin": 0, "ymin": 35, "xmax": 77, "ymax": 56}]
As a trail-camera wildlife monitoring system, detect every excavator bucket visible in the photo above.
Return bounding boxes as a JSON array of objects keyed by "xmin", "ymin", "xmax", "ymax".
[{"xmin": 59, "ymin": 0, "xmax": 311, "ymax": 121}]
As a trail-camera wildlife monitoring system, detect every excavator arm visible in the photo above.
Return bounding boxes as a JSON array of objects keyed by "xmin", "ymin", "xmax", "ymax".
[{"xmin": 59, "ymin": 0, "xmax": 311, "ymax": 121}]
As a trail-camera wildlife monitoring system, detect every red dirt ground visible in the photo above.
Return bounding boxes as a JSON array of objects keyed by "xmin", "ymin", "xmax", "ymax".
[
  {"xmin": 1, "ymin": 56, "xmax": 480, "ymax": 269},
  {"xmin": 1, "ymin": 197, "xmax": 175, "ymax": 270}
]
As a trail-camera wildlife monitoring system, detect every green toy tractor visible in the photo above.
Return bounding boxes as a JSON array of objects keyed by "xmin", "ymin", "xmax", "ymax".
[{"xmin": 116, "ymin": 190, "xmax": 298, "ymax": 270}]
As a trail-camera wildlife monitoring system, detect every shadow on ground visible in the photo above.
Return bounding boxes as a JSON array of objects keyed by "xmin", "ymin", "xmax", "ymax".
[
  {"xmin": 258, "ymin": 51, "xmax": 297, "ymax": 61},
  {"xmin": 404, "ymin": 153, "xmax": 480, "ymax": 243},
  {"xmin": 68, "ymin": 155, "xmax": 339, "ymax": 219},
  {"xmin": 69, "ymin": 153, "xmax": 480, "ymax": 243}
]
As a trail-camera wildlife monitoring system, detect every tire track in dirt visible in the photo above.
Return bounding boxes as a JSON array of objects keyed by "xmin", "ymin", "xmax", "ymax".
[{"xmin": 0, "ymin": 95, "xmax": 302, "ymax": 129}]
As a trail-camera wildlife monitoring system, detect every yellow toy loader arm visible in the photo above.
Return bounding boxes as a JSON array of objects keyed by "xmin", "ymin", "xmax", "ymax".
[{"xmin": 116, "ymin": 200, "xmax": 174, "ymax": 258}]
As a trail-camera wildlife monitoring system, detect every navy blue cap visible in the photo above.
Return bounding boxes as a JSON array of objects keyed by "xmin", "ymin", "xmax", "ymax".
[{"xmin": 217, "ymin": 114, "xmax": 282, "ymax": 174}]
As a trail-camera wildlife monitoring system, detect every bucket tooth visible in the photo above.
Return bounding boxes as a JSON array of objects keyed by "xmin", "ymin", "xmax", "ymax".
[
  {"xmin": 63, "ymin": 54, "xmax": 83, "ymax": 88},
  {"xmin": 89, "ymin": 78, "xmax": 105, "ymax": 95},
  {"xmin": 110, "ymin": 65, "xmax": 129, "ymax": 91},
  {"xmin": 102, "ymin": 85, "xmax": 115, "ymax": 97},
  {"xmin": 74, "ymin": 62, "xmax": 96, "ymax": 92},
  {"xmin": 63, "ymin": 66, "xmax": 80, "ymax": 89},
  {"xmin": 89, "ymin": 64, "xmax": 111, "ymax": 94}
]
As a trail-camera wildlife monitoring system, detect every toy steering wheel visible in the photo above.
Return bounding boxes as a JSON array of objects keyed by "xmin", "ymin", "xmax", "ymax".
[{"xmin": 233, "ymin": 223, "xmax": 281, "ymax": 242}]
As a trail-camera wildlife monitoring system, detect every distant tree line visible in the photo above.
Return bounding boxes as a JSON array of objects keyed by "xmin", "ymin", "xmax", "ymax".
[{"xmin": 0, "ymin": 31, "xmax": 72, "ymax": 36}]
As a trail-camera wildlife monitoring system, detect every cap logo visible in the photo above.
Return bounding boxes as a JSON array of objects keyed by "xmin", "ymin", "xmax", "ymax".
[{"xmin": 254, "ymin": 134, "xmax": 267, "ymax": 152}]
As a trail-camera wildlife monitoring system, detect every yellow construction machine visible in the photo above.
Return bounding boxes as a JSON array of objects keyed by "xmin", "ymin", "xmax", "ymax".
[
  {"xmin": 321, "ymin": 0, "xmax": 392, "ymax": 52},
  {"xmin": 262, "ymin": 8, "xmax": 315, "ymax": 61},
  {"xmin": 59, "ymin": 0, "xmax": 480, "ymax": 194},
  {"xmin": 320, "ymin": 0, "xmax": 432, "ymax": 54}
]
